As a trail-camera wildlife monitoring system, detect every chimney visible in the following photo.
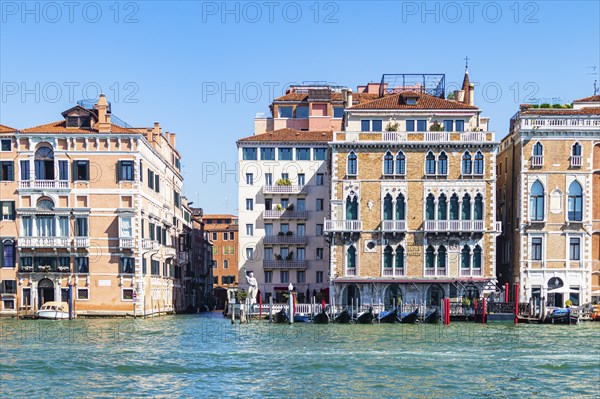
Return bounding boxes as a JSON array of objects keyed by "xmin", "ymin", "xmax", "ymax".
[
  {"xmin": 342, "ymin": 88, "xmax": 348, "ymax": 106},
  {"xmin": 455, "ymin": 90, "xmax": 465, "ymax": 103},
  {"xmin": 165, "ymin": 131, "xmax": 171, "ymax": 142},
  {"xmin": 169, "ymin": 132, "xmax": 176, "ymax": 147},
  {"xmin": 153, "ymin": 122, "xmax": 160, "ymax": 142},
  {"xmin": 468, "ymin": 83, "xmax": 475, "ymax": 106},
  {"xmin": 347, "ymin": 89, "xmax": 353, "ymax": 108},
  {"xmin": 96, "ymin": 94, "xmax": 111, "ymax": 133}
]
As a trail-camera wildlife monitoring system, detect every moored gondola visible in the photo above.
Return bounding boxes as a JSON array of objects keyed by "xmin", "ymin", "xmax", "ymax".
[
  {"xmin": 274, "ymin": 308, "xmax": 289, "ymax": 323},
  {"xmin": 400, "ymin": 308, "xmax": 419, "ymax": 324},
  {"xmin": 312, "ymin": 310, "xmax": 329, "ymax": 324},
  {"xmin": 423, "ymin": 308, "xmax": 439, "ymax": 323},
  {"xmin": 293, "ymin": 313, "xmax": 309, "ymax": 323},
  {"xmin": 377, "ymin": 308, "xmax": 399, "ymax": 323},
  {"xmin": 335, "ymin": 309, "xmax": 351, "ymax": 323},
  {"xmin": 544, "ymin": 308, "xmax": 578, "ymax": 325},
  {"xmin": 356, "ymin": 307, "xmax": 374, "ymax": 324}
]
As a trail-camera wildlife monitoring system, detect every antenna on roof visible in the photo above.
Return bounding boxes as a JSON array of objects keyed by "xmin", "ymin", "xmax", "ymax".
[
  {"xmin": 586, "ymin": 66, "xmax": 598, "ymax": 94},
  {"xmin": 464, "ymin": 56, "xmax": 470, "ymax": 72},
  {"xmin": 594, "ymin": 80, "xmax": 598, "ymax": 95}
]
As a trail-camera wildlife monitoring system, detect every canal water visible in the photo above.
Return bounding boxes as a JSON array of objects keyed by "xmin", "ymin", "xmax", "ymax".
[{"xmin": 1, "ymin": 313, "xmax": 598, "ymax": 398}]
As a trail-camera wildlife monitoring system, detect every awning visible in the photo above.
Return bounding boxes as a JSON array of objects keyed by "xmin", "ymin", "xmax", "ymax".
[{"xmin": 547, "ymin": 287, "xmax": 580, "ymax": 294}]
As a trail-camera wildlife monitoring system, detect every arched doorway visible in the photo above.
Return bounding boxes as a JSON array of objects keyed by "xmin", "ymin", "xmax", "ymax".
[
  {"xmin": 38, "ymin": 278, "xmax": 55, "ymax": 306},
  {"xmin": 343, "ymin": 284, "xmax": 361, "ymax": 306},
  {"xmin": 547, "ymin": 277, "xmax": 564, "ymax": 307},
  {"xmin": 383, "ymin": 283, "xmax": 402, "ymax": 307},
  {"xmin": 427, "ymin": 284, "xmax": 444, "ymax": 306}
]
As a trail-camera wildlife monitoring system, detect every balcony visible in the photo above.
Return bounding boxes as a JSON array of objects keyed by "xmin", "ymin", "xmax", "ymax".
[
  {"xmin": 73, "ymin": 237, "xmax": 90, "ymax": 248},
  {"xmin": 263, "ymin": 210, "xmax": 308, "ymax": 220},
  {"xmin": 520, "ymin": 117, "xmax": 600, "ymax": 131},
  {"xmin": 424, "ymin": 132, "xmax": 449, "ymax": 142},
  {"xmin": 19, "ymin": 180, "xmax": 70, "ymax": 190},
  {"xmin": 381, "ymin": 220, "xmax": 407, "ymax": 233},
  {"xmin": 346, "ymin": 268, "xmax": 356, "ymax": 276},
  {"xmin": 19, "ymin": 265, "xmax": 71, "ymax": 273},
  {"xmin": 142, "ymin": 239, "xmax": 159, "ymax": 250},
  {"xmin": 383, "ymin": 268, "xmax": 405, "ymax": 277},
  {"xmin": 424, "ymin": 220, "xmax": 484, "ymax": 233},
  {"xmin": 119, "ymin": 237, "xmax": 134, "ymax": 249},
  {"xmin": 263, "ymin": 185, "xmax": 307, "ymax": 195},
  {"xmin": 425, "ymin": 268, "xmax": 446, "ymax": 276},
  {"xmin": 460, "ymin": 132, "xmax": 487, "ymax": 142},
  {"xmin": 382, "ymin": 132, "xmax": 408, "ymax": 142},
  {"xmin": 263, "ymin": 260, "xmax": 308, "ymax": 269},
  {"xmin": 460, "ymin": 268, "xmax": 483, "ymax": 276},
  {"xmin": 163, "ymin": 246, "xmax": 177, "ymax": 257},
  {"xmin": 264, "ymin": 235, "xmax": 309, "ymax": 245},
  {"xmin": 570, "ymin": 156, "xmax": 582, "ymax": 167},
  {"xmin": 530, "ymin": 155, "xmax": 543, "ymax": 167},
  {"xmin": 18, "ymin": 237, "xmax": 70, "ymax": 248},
  {"xmin": 325, "ymin": 220, "xmax": 363, "ymax": 233}
]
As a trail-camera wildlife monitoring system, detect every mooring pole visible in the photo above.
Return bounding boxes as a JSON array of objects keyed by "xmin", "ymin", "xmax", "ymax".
[{"xmin": 514, "ymin": 283, "xmax": 519, "ymax": 325}]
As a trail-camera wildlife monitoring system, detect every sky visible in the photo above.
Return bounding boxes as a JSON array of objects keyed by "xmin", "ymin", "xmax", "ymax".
[{"xmin": 1, "ymin": 0, "xmax": 599, "ymax": 214}]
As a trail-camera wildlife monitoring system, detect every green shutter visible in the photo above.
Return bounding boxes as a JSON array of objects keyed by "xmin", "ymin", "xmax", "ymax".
[{"xmin": 116, "ymin": 161, "xmax": 122, "ymax": 182}]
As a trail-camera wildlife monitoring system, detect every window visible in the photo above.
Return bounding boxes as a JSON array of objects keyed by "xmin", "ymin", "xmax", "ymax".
[
  {"xmin": 246, "ymin": 224, "xmax": 253, "ymax": 236},
  {"xmin": 314, "ymin": 148, "xmax": 327, "ymax": 161},
  {"xmin": 279, "ymin": 148, "xmax": 293, "ymax": 160},
  {"xmin": 384, "ymin": 245, "xmax": 393, "ymax": 269},
  {"xmin": 148, "ymin": 170, "xmax": 154, "ymax": 189},
  {"xmin": 438, "ymin": 152, "xmax": 448, "ymax": 175},
  {"xmin": 118, "ymin": 160, "xmax": 134, "ymax": 181},
  {"xmin": 120, "ymin": 257, "xmax": 134, "ymax": 274},
  {"xmin": 437, "ymin": 246, "xmax": 446, "ymax": 270},
  {"xmin": 212, "ymin": 232, "xmax": 217, "ymax": 241},
  {"xmin": 246, "ymin": 248, "xmax": 254, "ymax": 260},
  {"xmin": 298, "ymin": 174, "xmax": 305, "ymax": 186},
  {"xmin": 316, "ymin": 173, "xmax": 324, "ymax": 185},
  {"xmin": 569, "ymin": 238, "xmax": 581, "ymax": 261},
  {"xmin": 22, "ymin": 217, "xmax": 32, "ymax": 236},
  {"xmin": 316, "ymin": 271, "xmax": 324, "ymax": 283},
  {"xmin": 261, "ymin": 148, "xmax": 275, "ymax": 160},
  {"xmin": 531, "ymin": 238, "xmax": 542, "ymax": 260},
  {"xmin": 223, "ymin": 260, "xmax": 229, "ymax": 269},
  {"xmin": 473, "ymin": 246, "xmax": 482, "ymax": 269},
  {"xmin": 265, "ymin": 223, "xmax": 273, "ymax": 236},
  {"xmin": 533, "ymin": 142, "xmax": 543, "ymax": 156},
  {"xmin": 20, "ymin": 160, "xmax": 30, "ymax": 181},
  {"xmin": 58, "ymin": 160, "xmax": 68, "ymax": 181},
  {"xmin": 316, "ymin": 199, "xmax": 324, "ymax": 211},
  {"xmin": 0, "ymin": 139, "xmax": 11, "ymax": 152},
  {"xmin": 417, "ymin": 120, "xmax": 427, "ymax": 132},
  {"xmin": 333, "ymin": 107, "xmax": 344, "ymax": 118},
  {"xmin": 347, "ymin": 152, "xmax": 357, "ymax": 175},
  {"xmin": 406, "ymin": 120, "xmax": 415, "ymax": 131},
  {"xmin": 462, "ymin": 194, "xmax": 471, "ymax": 220},
  {"xmin": 455, "ymin": 120, "xmax": 465, "ymax": 131},
  {"xmin": 361, "ymin": 120, "xmax": 370, "ymax": 131},
  {"xmin": 223, "ymin": 232, "xmax": 228, "ymax": 240},
  {"xmin": 246, "ymin": 173, "xmax": 253, "ymax": 185},
  {"xmin": 296, "ymin": 148, "xmax": 310, "ymax": 161},
  {"xmin": 297, "ymin": 270, "xmax": 306, "ymax": 283},
  {"xmin": 316, "ymin": 248, "xmax": 324, "ymax": 260},
  {"xmin": 73, "ymin": 160, "xmax": 89, "ymax": 181},
  {"xmin": 297, "ymin": 248, "xmax": 305, "ymax": 260},
  {"xmin": 120, "ymin": 217, "xmax": 133, "ymax": 237},
  {"xmin": 140, "ymin": 160, "xmax": 143, "ymax": 181},
  {"xmin": 246, "ymin": 198, "xmax": 253, "ymax": 211},
  {"xmin": 426, "ymin": 194, "xmax": 435, "ymax": 220},
  {"xmin": 383, "ymin": 194, "xmax": 393, "ymax": 220},
  {"xmin": 396, "ymin": 152, "xmax": 405, "ymax": 175},
  {"xmin": 0, "ymin": 201, "xmax": 15, "ymax": 221},
  {"xmin": 75, "ymin": 217, "xmax": 88, "ymax": 236},
  {"xmin": 230, "ymin": 232, "xmax": 234, "ymax": 240},
  {"xmin": 77, "ymin": 288, "xmax": 89, "ymax": 300},
  {"xmin": 425, "ymin": 152, "xmax": 436, "ymax": 175},
  {"xmin": 474, "ymin": 151, "xmax": 484, "ymax": 175},
  {"xmin": 122, "ymin": 289, "xmax": 134, "ymax": 301},
  {"xmin": 265, "ymin": 173, "xmax": 273, "ymax": 186},
  {"xmin": 151, "ymin": 260, "xmax": 160, "ymax": 275},
  {"xmin": 474, "ymin": 194, "xmax": 483, "ymax": 220},
  {"xmin": 2, "ymin": 241, "xmax": 15, "ymax": 267},
  {"xmin": 383, "ymin": 152, "xmax": 394, "ymax": 175},
  {"xmin": 396, "ymin": 194, "xmax": 405, "ymax": 220},
  {"xmin": 462, "ymin": 152, "xmax": 472, "ymax": 174},
  {"xmin": 426, "ymin": 245, "xmax": 435, "ymax": 269},
  {"xmin": 461, "ymin": 246, "xmax": 471, "ymax": 269},
  {"xmin": 530, "ymin": 181, "xmax": 545, "ymax": 221},
  {"xmin": 278, "ymin": 106, "xmax": 293, "ymax": 118},
  {"xmin": 297, "ymin": 199, "xmax": 305, "ymax": 211},
  {"xmin": 35, "ymin": 147, "xmax": 54, "ymax": 180},
  {"xmin": 76, "ymin": 257, "xmax": 89, "ymax": 273},
  {"xmin": 316, "ymin": 224, "xmax": 323, "ymax": 236},
  {"xmin": 347, "ymin": 246, "xmax": 356, "ymax": 269},
  {"xmin": 438, "ymin": 194, "xmax": 447, "ymax": 220},
  {"xmin": 154, "ymin": 174, "xmax": 160, "ymax": 193},
  {"xmin": 372, "ymin": 120, "xmax": 383, "ymax": 132},
  {"xmin": 346, "ymin": 196, "xmax": 358, "ymax": 220},
  {"xmin": 295, "ymin": 106, "xmax": 309, "ymax": 118},
  {"xmin": 265, "ymin": 271, "xmax": 273, "ymax": 283},
  {"xmin": 568, "ymin": 181, "xmax": 583, "ymax": 221},
  {"xmin": 280, "ymin": 270, "xmax": 289, "ymax": 283},
  {"xmin": 0, "ymin": 161, "xmax": 14, "ymax": 181},
  {"xmin": 174, "ymin": 191, "xmax": 181, "ymax": 208},
  {"xmin": 572, "ymin": 142, "xmax": 582, "ymax": 156},
  {"xmin": 243, "ymin": 148, "xmax": 257, "ymax": 160},
  {"xmin": 443, "ymin": 120, "xmax": 453, "ymax": 132}
]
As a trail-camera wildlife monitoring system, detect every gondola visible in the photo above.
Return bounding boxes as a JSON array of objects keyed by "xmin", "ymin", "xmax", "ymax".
[
  {"xmin": 334, "ymin": 309, "xmax": 352, "ymax": 324},
  {"xmin": 274, "ymin": 308, "xmax": 289, "ymax": 323},
  {"xmin": 377, "ymin": 308, "xmax": 399, "ymax": 323},
  {"xmin": 544, "ymin": 308, "xmax": 578, "ymax": 325},
  {"xmin": 423, "ymin": 309, "xmax": 439, "ymax": 323},
  {"xmin": 400, "ymin": 309, "xmax": 419, "ymax": 324},
  {"xmin": 356, "ymin": 307, "xmax": 374, "ymax": 324},
  {"xmin": 312, "ymin": 310, "xmax": 329, "ymax": 324},
  {"xmin": 293, "ymin": 313, "xmax": 309, "ymax": 323}
]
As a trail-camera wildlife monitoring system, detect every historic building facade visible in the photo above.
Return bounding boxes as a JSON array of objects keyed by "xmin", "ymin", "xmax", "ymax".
[
  {"xmin": 0, "ymin": 95, "xmax": 193, "ymax": 317},
  {"xmin": 497, "ymin": 95, "xmax": 600, "ymax": 306},
  {"xmin": 203, "ymin": 213, "xmax": 238, "ymax": 307},
  {"xmin": 327, "ymin": 72, "xmax": 501, "ymax": 308}
]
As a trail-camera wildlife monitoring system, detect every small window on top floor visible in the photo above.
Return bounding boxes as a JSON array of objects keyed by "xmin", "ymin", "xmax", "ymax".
[
  {"xmin": 296, "ymin": 148, "xmax": 310, "ymax": 161},
  {"xmin": 406, "ymin": 120, "xmax": 415, "ymax": 131},
  {"xmin": 361, "ymin": 120, "xmax": 370, "ymax": 131},
  {"xmin": 278, "ymin": 106, "xmax": 293, "ymax": 118},
  {"xmin": 295, "ymin": 106, "xmax": 309, "ymax": 118},
  {"xmin": 261, "ymin": 148, "xmax": 275, "ymax": 160},
  {"xmin": 406, "ymin": 98, "xmax": 417, "ymax": 105},
  {"xmin": 443, "ymin": 120, "xmax": 454, "ymax": 132},
  {"xmin": 243, "ymin": 148, "xmax": 257, "ymax": 160},
  {"xmin": 0, "ymin": 139, "xmax": 11, "ymax": 152},
  {"xmin": 66, "ymin": 116, "xmax": 80, "ymax": 128},
  {"xmin": 333, "ymin": 107, "xmax": 344, "ymax": 118},
  {"xmin": 455, "ymin": 120, "xmax": 465, "ymax": 132},
  {"xmin": 417, "ymin": 120, "xmax": 427, "ymax": 132},
  {"xmin": 314, "ymin": 148, "xmax": 327, "ymax": 161},
  {"xmin": 372, "ymin": 120, "xmax": 383, "ymax": 132},
  {"xmin": 279, "ymin": 148, "xmax": 293, "ymax": 161}
]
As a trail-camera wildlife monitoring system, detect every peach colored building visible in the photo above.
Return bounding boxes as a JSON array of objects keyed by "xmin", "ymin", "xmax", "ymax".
[{"xmin": 0, "ymin": 96, "xmax": 195, "ymax": 317}]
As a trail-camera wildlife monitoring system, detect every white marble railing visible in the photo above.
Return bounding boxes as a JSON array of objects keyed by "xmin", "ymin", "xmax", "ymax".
[
  {"xmin": 18, "ymin": 237, "xmax": 70, "ymax": 247},
  {"xmin": 381, "ymin": 220, "xmax": 407, "ymax": 232},
  {"xmin": 19, "ymin": 180, "xmax": 69, "ymax": 189},
  {"xmin": 424, "ymin": 220, "xmax": 484, "ymax": 232},
  {"xmin": 325, "ymin": 220, "xmax": 363, "ymax": 232},
  {"xmin": 263, "ymin": 185, "xmax": 306, "ymax": 194}
]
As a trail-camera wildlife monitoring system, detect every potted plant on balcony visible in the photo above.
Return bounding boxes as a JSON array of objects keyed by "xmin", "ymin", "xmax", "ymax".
[
  {"xmin": 39, "ymin": 265, "xmax": 51, "ymax": 272},
  {"xmin": 277, "ymin": 231, "xmax": 285, "ymax": 236},
  {"xmin": 274, "ymin": 254, "xmax": 282, "ymax": 260},
  {"xmin": 21, "ymin": 265, "xmax": 33, "ymax": 272},
  {"xmin": 286, "ymin": 204, "xmax": 294, "ymax": 211},
  {"xmin": 275, "ymin": 204, "xmax": 284, "ymax": 211},
  {"xmin": 385, "ymin": 122, "xmax": 399, "ymax": 131},
  {"xmin": 286, "ymin": 251, "xmax": 294, "ymax": 261},
  {"xmin": 429, "ymin": 121, "xmax": 444, "ymax": 131},
  {"xmin": 275, "ymin": 178, "xmax": 292, "ymax": 186},
  {"xmin": 285, "ymin": 231, "xmax": 293, "ymax": 236},
  {"xmin": 57, "ymin": 266, "xmax": 70, "ymax": 272}
]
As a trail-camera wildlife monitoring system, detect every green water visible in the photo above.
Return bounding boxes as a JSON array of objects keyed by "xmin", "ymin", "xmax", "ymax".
[{"xmin": 1, "ymin": 314, "xmax": 599, "ymax": 398}]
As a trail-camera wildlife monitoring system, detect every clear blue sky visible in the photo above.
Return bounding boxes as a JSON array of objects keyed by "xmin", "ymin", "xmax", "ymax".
[{"xmin": 1, "ymin": 1, "xmax": 598, "ymax": 214}]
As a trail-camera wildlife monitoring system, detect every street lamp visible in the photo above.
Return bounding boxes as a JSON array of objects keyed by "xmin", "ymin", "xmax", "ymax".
[{"xmin": 288, "ymin": 283, "xmax": 294, "ymax": 324}]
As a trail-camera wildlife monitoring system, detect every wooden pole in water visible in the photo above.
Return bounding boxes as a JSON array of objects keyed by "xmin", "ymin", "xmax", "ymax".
[
  {"xmin": 514, "ymin": 283, "xmax": 519, "ymax": 325},
  {"xmin": 259, "ymin": 294, "xmax": 262, "ymax": 321},
  {"xmin": 505, "ymin": 283, "xmax": 509, "ymax": 303},
  {"xmin": 474, "ymin": 298, "xmax": 478, "ymax": 322},
  {"xmin": 482, "ymin": 297, "xmax": 486, "ymax": 324},
  {"xmin": 269, "ymin": 296, "xmax": 273, "ymax": 323}
]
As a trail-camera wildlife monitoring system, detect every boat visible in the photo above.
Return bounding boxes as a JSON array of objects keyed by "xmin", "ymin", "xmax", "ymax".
[
  {"xmin": 312, "ymin": 310, "xmax": 329, "ymax": 324},
  {"xmin": 293, "ymin": 313, "xmax": 309, "ymax": 323},
  {"xmin": 400, "ymin": 309, "xmax": 419, "ymax": 324},
  {"xmin": 356, "ymin": 307, "xmax": 374, "ymax": 324},
  {"xmin": 377, "ymin": 308, "xmax": 399, "ymax": 323},
  {"xmin": 423, "ymin": 308, "xmax": 439, "ymax": 323},
  {"xmin": 274, "ymin": 308, "xmax": 289, "ymax": 323},
  {"xmin": 36, "ymin": 301, "xmax": 70, "ymax": 319},
  {"xmin": 544, "ymin": 308, "xmax": 578, "ymax": 325},
  {"xmin": 334, "ymin": 309, "xmax": 352, "ymax": 324}
]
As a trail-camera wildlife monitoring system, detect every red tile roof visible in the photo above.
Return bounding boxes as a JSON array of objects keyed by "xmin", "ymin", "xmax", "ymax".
[
  {"xmin": 0, "ymin": 124, "xmax": 16, "ymax": 134},
  {"xmin": 20, "ymin": 120, "xmax": 136, "ymax": 134},
  {"xmin": 350, "ymin": 91, "xmax": 478, "ymax": 110},
  {"xmin": 203, "ymin": 214, "xmax": 237, "ymax": 219},
  {"xmin": 573, "ymin": 95, "xmax": 600, "ymax": 102},
  {"xmin": 521, "ymin": 107, "xmax": 600, "ymax": 116},
  {"xmin": 238, "ymin": 128, "xmax": 333, "ymax": 143},
  {"xmin": 204, "ymin": 223, "xmax": 238, "ymax": 232}
]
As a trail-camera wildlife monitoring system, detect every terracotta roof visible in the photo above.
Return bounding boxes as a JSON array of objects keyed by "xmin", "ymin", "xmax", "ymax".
[
  {"xmin": 20, "ymin": 120, "xmax": 136, "ymax": 134},
  {"xmin": 350, "ymin": 91, "xmax": 478, "ymax": 110},
  {"xmin": 204, "ymin": 223, "xmax": 238, "ymax": 232},
  {"xmin": 521, "ymin": 107, "xmax": 600, "ymax": 116},
  {"xmin": 203, "ymin": 214, "xmax": 237, "ymax": 219},
  {"xmin": 573, "ymin": 95, "xmax": 600, "ymax": 102},
  {"xmin": 238, "ymin": 128, "xmax": 333, "ymax": 143},
  {"xmin": 0, "ymin": 124, "xmax": 16, "ymax": 133}
]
